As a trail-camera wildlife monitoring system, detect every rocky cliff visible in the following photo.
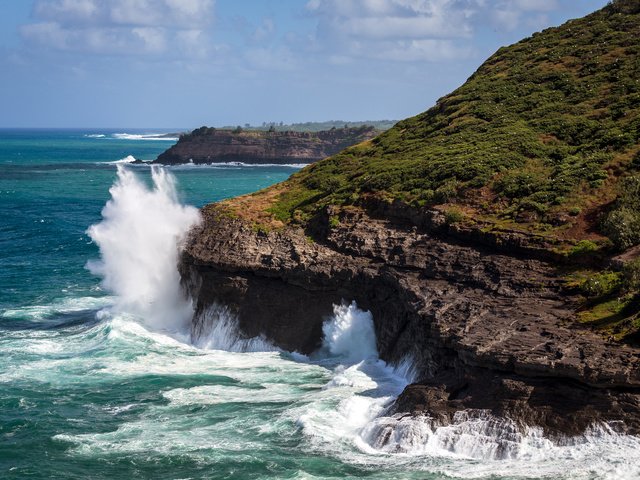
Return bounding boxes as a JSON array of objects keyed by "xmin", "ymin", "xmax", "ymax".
[
  {"xmin": 178, "ymin": 1, "xmax": 640, "ymax": 440},
  {"xmin": 180, "ymin": 202, "xmax": 640, "ymax": 438},
  {"xmin": 154, "ymin": 126, "xmax": 378, "ymax": 165}
]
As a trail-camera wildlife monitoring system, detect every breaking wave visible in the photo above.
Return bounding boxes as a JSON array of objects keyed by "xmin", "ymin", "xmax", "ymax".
[
  {"xmin": 112, "ymin": 133, "xmax": 179, "ymax": 141},
  {"xmin": 86, "ymin": 165, "xmax": 200, "ymax": 332},
  {"xmin": 105, "ymin": 155, "xmax": 137, "ymax": 165}
]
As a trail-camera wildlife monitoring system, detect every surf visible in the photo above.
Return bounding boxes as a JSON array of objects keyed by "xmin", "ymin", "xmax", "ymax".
[{"xmin": 86, "ymin": 165, "xmax": 200, "ymax": 333}]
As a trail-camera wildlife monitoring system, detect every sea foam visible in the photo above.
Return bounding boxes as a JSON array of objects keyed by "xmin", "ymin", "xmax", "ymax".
[{"xmin": 112, "ymin": 133, "xmax": 178, "ymax": 141}]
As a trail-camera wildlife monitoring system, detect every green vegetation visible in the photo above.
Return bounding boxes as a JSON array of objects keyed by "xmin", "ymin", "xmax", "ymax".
[
  {"xmin": 443, "ymin": 207, "xmax": 465, "ymax": 225},
  {"xmin": 601, "ymin": 176, "xmax": 640, "ymax": 249},
  {"xmin": 579, "ymin": 271, "xmax": 622, "ymax": 298},
  {"xmin": 263, "ymin": 1, "xmax": 640, "ymax": 248},
  {"xmin": 575, "ymin": 256, "xmax": 640, "ymax": 340},
  {"xmin": 567, "ymin": 240, "xmax": 602, "ymax": 259},
  {"xmin": 219, "ymin": 120, "xmax": 397, "ymax": 133}
]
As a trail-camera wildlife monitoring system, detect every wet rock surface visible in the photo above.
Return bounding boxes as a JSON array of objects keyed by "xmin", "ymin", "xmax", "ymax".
[{"xmin": 180, "ymin": 205, "xmax": 640, "ymax": 436}]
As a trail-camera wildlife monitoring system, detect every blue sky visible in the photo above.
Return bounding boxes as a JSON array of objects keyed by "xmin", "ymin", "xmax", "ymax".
[{"xmin": 0, "ymin": 0, "xmax": 609, "ymax": 128}]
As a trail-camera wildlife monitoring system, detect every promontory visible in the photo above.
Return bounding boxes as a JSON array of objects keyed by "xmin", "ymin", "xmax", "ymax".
[{"xmin": 153, "ymin": 125, "xmax": 379, "ymax": 165}]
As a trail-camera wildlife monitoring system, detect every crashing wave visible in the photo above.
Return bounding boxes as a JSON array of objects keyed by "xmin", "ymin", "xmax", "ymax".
[
  {"xmin": 190, "ymin": 303, "xmax": 276, "ymax": 353},
  {"xmin": 112, "ymin": 133, "xmax": 178, "ymax": 141}
]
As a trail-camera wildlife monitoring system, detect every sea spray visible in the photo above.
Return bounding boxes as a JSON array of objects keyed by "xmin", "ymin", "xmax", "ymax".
[
  {"xmin": 294, "ymin": 301, "xmax": 415, "ymax": 453},
  {"xmin": 321, "ymin": 301, "xmax": 378, "ymax": 362},
  {"xmin": 191, "ymin": 303, "xmax": 276, "ymax": 352},
  {"xmin": 86, "ymin": 165, "xmax": 200, "ymax": 332}
]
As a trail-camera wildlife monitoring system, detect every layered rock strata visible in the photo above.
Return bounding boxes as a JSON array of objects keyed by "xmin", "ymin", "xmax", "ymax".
[
  {"xmin": 154, "ymin": 127, "xmax": 378, "ymax": 165},
  {"xmin": 180, "ymin": 204, "xmax": 640, "ymax": 438}
]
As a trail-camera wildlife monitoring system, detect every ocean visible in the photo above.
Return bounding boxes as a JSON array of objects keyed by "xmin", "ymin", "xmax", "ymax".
[{"xmin": 1, "ymin": 129, "xmax": 639, "ymax": 480}]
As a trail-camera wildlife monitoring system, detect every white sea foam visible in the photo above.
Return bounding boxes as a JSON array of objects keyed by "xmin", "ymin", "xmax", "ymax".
[
  {"xmin": 32, "ymin": 299, "xmax": 640, "ymax": 479},
  {"xmin": 104, "ymin": 154, "xmax": 137, "ymax": 165},
  {"xmin": 84, "ymin": 134, "xmax": 106, "ymax": 138},
  {"xmin": 86, "ymin": 165, "xmax": 200, "ymax": 332},
  {"xmin": 321, "ymin": 301, "xmax": 378, "ymax": 362},
  {"xmin": 112, "ymin": 133, "xmax": 178, "ymax": 141},
  {"xmin": 191, "ymin": 304, "xmax": 277, "ymax": 353},
  {"xmin": 282, "ymin": 301, "xmax": 640, "ymax": 479},
  {"xmin": 0, "ymin": 296, "xmax": 113, "ymax": 321},
  {"xmin": 291, "ymin": 301, "xmax": 413, "ymax": 457}
]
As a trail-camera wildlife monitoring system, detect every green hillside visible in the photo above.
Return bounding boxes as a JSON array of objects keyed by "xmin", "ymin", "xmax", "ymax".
[{"xmin": 258, "ymin": 0, "xmax": 639, "ymax": 248}]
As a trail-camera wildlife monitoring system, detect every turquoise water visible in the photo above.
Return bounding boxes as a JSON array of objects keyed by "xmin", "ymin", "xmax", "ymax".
[{"xmin": 1, "ymin": 130, "xmax": 639, "ymax": 480}]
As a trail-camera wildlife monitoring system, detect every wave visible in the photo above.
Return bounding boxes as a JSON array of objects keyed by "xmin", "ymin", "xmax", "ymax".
[
  {"xmin": 191, "ymin": 303, "xmax": 277, "ymax": 353},
  {"xmin": 104, "ymin": 155, "xmax": 138, "ymax": 165},
  {"xmin": 112, "ymin": 133, "xmax": 179, "ymax": 141},
  {"xmin": 84, "ymin": 134, "xmax": 106, "ymax": 138},
  {"xmin": 1, "ymin": 296, "xmax": 112, "ymax": 323},
  {"xmin": 13, "ymin": 295, "xmax": 635, "ymax": 479},
  {"xmin": 86, "ymin": 165, "xmax": 200, "ymax": 332},
  {"xmin": 99, "ymin": 159, "xmax": 307, "ymax": 169}
]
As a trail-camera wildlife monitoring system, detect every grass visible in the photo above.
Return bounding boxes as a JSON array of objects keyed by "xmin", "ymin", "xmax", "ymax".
[{"xmin": 578, "ymin": 293, "xmax": 640, "ymax": 341}]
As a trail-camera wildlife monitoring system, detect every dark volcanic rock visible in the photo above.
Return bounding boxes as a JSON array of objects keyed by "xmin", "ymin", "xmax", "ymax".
[
  {"xmin": 154, "ymin": 126, "xmax": 378, "ymax": 165},
  {"xmin": 180, "ymin": 205, "xmax": 640, "ymax": 437}
]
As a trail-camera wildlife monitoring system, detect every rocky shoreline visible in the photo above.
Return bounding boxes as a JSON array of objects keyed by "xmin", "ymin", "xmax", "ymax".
[
  {"xmin": 153, "ymin": 126, "xmax": 378, "ymax": 165},
  {"xmin": 179, "ymin": 202, "xmax": 640, "ymax": 439}
]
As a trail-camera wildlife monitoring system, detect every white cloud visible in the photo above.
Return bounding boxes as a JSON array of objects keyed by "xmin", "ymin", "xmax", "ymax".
[
  {"xmin": 336, "ymin": 15, "xmax": 472, "ymax": 39},
  {"xmin": 305, "ymin": 0, "xmax": 482, "ymax": 62},
  {"xmin": 21, "ymin": 21, "xmax": 168, "ymax": 55},
  {"xmin": 305, "ymin": 0, "xmax": 564, "ymax": 62},
  {"xmin": 492, "ymin": 0, "xmax": 558, "ymax": 30},
  {"xmin": 23, "ymin": 0, "xmax": 215, "ymax": 56},
  {"xmin": 512, "ymin": 0, "xmax": 557, "ymax": 11},
  {"xmin": 175, "ymin": 29, "xmax": 209, "ymax": 58},
  {"xmin": 34, "ymin": 0, "xmax": 99, "ymax": 23}
]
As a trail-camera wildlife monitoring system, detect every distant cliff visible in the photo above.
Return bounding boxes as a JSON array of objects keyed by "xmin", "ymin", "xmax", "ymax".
[{"xmin": 153, "ymin": 126, "xmax": 379, "ymax": 165}]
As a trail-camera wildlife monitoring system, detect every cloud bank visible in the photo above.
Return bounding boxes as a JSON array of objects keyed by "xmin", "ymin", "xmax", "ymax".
[{"xmin": 21, "ymin": 0, "xmax": 215, "ymax": 56}]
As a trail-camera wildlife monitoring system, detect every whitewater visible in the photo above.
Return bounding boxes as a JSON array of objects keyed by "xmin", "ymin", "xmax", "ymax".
[{"xmin": 1, "ymin": 130, "xmax": 640, "ymax": 479}]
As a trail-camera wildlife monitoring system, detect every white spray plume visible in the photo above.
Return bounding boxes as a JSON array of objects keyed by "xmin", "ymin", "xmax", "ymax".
[
  {"xmin": 87, "ymin": 165, "xmax": 201, "ymax": 331},
  {"xmin": 322, "ymin": 301, "xmax": 378, "ymax": 362}
]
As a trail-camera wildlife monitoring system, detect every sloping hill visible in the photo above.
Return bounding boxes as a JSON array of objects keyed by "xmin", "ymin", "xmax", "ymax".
[{"xmin": 235, "ymin": 0, "xmax": 640, "ymax": 248}]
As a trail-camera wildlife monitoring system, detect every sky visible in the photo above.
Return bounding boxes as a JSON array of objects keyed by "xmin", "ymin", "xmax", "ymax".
[{"xmin": 0, "ymin": 0, "xmax": 610, "ymax": 129}]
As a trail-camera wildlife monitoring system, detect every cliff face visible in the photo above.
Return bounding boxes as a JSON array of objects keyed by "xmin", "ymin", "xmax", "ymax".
[
  {"xmin": 154, "ymin": 126, "xmax": 378, "ymax": 165},
  {"xmin": 180, "ymin": 204, "xmax": 640, "ymax": 437}
]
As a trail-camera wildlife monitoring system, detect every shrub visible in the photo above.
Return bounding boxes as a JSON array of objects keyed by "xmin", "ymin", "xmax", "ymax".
[
  {"xmin": 444, "ymin": 208, "xmax": 464, "ymax": 225},
  {"xmin": 518, "ymin": 199, "xmax": 549, "ymax": 215},
  {"xmin": 569, "ymin": 240, "xmax": 600, "ymax": 256},
  {"xmin": 622, "ymin": 257, "xmax": 640, "ymax": 292},
  {"xmin": 580, "ymin": 271, "xmax": 622, "ymax": 297},
  {"xmin": 433, "ymin": 180, "xmax": 459, "ymax": 204},
  {"xmin": 601, "ymin": 207, "xmax": 640, "ymax": 250},
  {"xmin": 602, "ymin": 176, "xmax": 640, "ymax": 250},
  {"xmin": 494, "ymin": 172, "xmax": 547, "ymax": 199}
]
